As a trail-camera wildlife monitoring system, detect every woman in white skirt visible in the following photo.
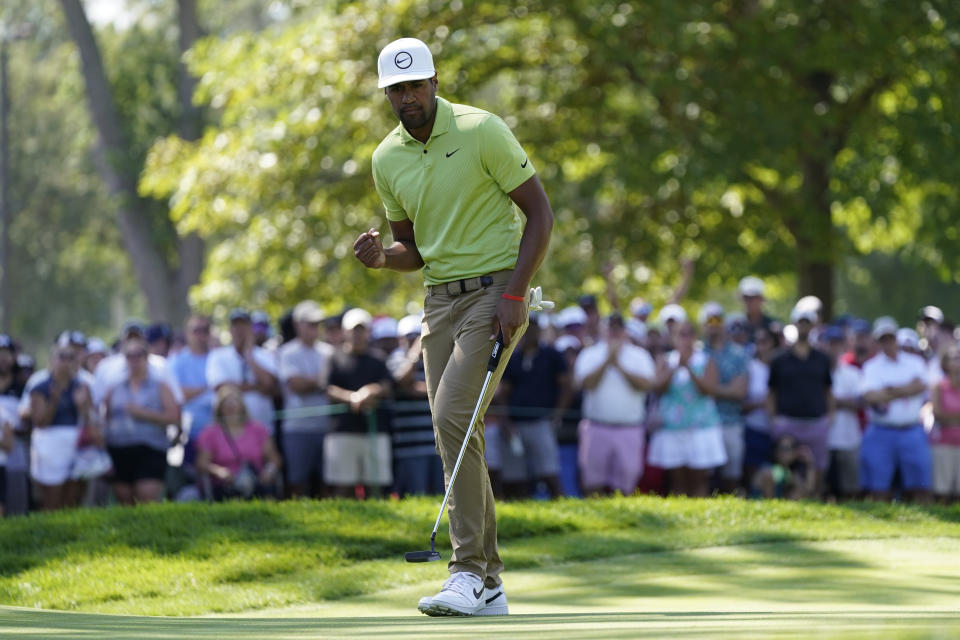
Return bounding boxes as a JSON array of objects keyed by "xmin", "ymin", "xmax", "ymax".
[
  {"xmin": 648, "ymin": 322, "xmax": 727, "ymax": 496},
  {"xmin": 29, "ymin": 334, "xmax": 98, "ymax": 510}
]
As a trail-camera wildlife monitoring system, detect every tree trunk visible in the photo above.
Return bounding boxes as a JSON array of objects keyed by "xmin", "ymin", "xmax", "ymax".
[
  {"xmin": 61, "ymin": 0, "xmax": 207, "ymax": 326},
  {"xmin": 174, "ymin": 0, "xmax": 206, "ymax": 320},
  {"xmin": 797, "ymin": 154, "xmax": 836, "ymax": 321}
]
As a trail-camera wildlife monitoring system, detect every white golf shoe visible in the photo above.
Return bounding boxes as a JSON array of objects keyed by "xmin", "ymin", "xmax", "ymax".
[
  {"xmin": 417, "ymin": 572, "xmax": 485, "ymax": 616},
  {"xmin": 475, "ymin": 584, "xmax": 509, "ymax": 616},
  {"xmin": 417, "ymin": 575, "xmax": 509, "ymax": 617}
]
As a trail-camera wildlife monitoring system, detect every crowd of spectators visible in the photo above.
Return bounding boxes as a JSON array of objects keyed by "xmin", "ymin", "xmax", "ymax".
[{"xmin": 0, "ymin": 274, "xmax": 957, "ymax": 514}]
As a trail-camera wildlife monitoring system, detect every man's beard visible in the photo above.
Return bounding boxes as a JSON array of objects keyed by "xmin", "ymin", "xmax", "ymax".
[{"xmin": 399, "ymin": 104, "xmax": 432, "ymax": 130}]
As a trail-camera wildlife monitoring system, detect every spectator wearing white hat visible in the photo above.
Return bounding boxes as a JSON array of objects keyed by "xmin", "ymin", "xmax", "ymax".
[
  {"xmin": 277, "ymin": 301, "xmax": 336, "ymax": 497},
  {"xmin": 918, "ymin": 305, "xmax": 945, "ymax": 358},
  {"xmin": 930, "ymin": 346, "xmax": 960, "ymax": 503},
  {"xmin": 859, "ymin": 316, "xmax": 931, "ymax": 502},
  {"xmin": 574, "ymin": 314, "xmax": 655, "ymax": 495},
  {"xmin": 29, "ymin": 333, "xmax": 99, "ymax": 510},
  {"xmin": 648, "ymin": 321, "xmax": 727, "ymax": 496},
  {"xmin": 767, "ymin": 305, "xmax": 833, "ymax": 492},
  {"xmin": 169, "ymin": 314, "xmax": 214, "ymax": 459},
  {"xmin": 625, "ymin": 318, "xmax": 647, "ymax": 347},
  {"xmin": 556, "ymin": 305, "xmax": 589, "ymax": 346},
  {"xmin": 701, "ymin": 302, "xmax": 749, "ymax": 492},
  {"xmin": 917, "ymin": 307, "xmax": 956, "ymax": 388},
  {"xmin": 324, "ymin": 308, "xmax": 393, "ymax": 497},
  {"xmin": 629, "ymin": 298, "xmax": 653, "ymax": 324},
  {"xmin": 896, "ymin": 328, "xmax": 922, "ymax": 357},
  {"xmin": 656, "ymin": 303, "xmax": 687, "ymax": 352},
  {"xmin": 371, "ymin": 316, "xmax": 400, "ymax": 356},
  {"xmin": 823, "ymin": 325, "xmax": 863, "ymax": 500},
  {"xmin": 83, "ymin": 338, "xmax": 109, "ymax": 375},
  {"xmin": 206, "ymin": 310, "xmax": 279, "ymax": 435},
  {"xmin": 387, "ymin": 313, "xmax": 443, "ymax": 497},
  {"xmin": 738, "ymin": 276, "xmax": 775, "ymax": 341}
]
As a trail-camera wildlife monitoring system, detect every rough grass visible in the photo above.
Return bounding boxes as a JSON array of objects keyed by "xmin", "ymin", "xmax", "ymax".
[{"xmin": 0, "ymin": 496, "xmax": 958, "ymax": 616}]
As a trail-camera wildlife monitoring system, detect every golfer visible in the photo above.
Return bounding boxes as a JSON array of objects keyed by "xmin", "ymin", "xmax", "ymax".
[{"xmin": 354, "ymin": 37, "xmax": 554, "ymax": 616}]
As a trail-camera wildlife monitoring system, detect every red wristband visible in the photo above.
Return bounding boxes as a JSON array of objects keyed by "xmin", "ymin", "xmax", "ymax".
[{"xmin": 502, "ymin": 293, "xmax": 525, "ymax": 301}]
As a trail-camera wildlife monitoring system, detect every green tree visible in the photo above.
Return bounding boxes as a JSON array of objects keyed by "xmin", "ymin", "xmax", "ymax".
[{"xmin": 143, "ymin": 0, "xmax": 960, "ymax": 320}]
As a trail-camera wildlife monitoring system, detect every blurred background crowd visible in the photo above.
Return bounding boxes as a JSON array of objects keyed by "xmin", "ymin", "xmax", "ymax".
[{"xmin": 1, "ymin": 272, "xmax": 957, "ymax": 516}]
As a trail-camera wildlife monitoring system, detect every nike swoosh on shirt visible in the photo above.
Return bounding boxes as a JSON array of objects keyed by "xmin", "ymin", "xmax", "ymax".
[
  {"xmin": 472, "ymin": 586, "xmax": 484, "ymax": 599},
  {"xmin": 446, "ymin": 148, "xmax": 461, "ymax": 158},
  {"xmin": 521, "ymin": 157, "xmax": 528, "ymax": 168}
]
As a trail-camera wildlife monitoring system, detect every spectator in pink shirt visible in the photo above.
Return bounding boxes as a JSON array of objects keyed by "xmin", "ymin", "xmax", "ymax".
[
  {"xmin": 930, "ymin": 347, "xmax": 960, "ymax": 503},
  {"xmin": 196, "ymin": 384, "xmax": 282, "ymax": 501}
]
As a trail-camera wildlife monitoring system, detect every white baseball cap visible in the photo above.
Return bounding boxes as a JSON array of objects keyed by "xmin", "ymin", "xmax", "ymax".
[
  {"xmin": 377, "ymin": 38, "xmax": 436, "ymax": 89},
  {"xmin": 397, "ymin": 313, "xmax": 422, "ymax": 337},
  {"xmin": 554, "ymin": 335, "xmax": 582, "ymax": 352},
  {"xmin": 87, "ymin": 337, "xmax": 108, "ymax": 355},
  {"xmin": 896, "ymin": 327, "xmax": 919, "ymax": 349},
  {"xmin": 738, "ymin": 276, "xmax": 765, "ymax": 297},
  {"xmin": 698, "ymin": 302, "xmax": 725, "ymax": 325},
  {"xmin": 795, "ymin": 295, "xmax": 823, "ymax": 314},
  {"xmin": 342, "ymin": 308, "xmax": 373, "ymax": 331},
  {"xmin": 658, "ymin": 303, "xmax": 687, "ymax": 325},
  {"xmin": 293, "ymin": 300, "xmax": 324, "ymax": 323},
  {"xmin": 371, "ymin": 316, "xmax": 398, "ymax": 340},
  {"xmin": 557, "ymin": 305, "xmax": 588, "ymax": 328},
  {"xmin": 872, "ymin": 316, "xmax": 899, "ymax": 340},
  {"xmin": 626, "ymin": 319, "xmax": 648, "ymax": 342},
  {"xmin": 790, "ymin": 306, "xmax": 818, "ymax": 324}
]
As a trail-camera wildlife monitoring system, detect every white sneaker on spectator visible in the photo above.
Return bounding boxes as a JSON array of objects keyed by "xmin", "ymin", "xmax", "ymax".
[
  {"xmin": 417, "ymin": 572, "xmax": 485, "ymax": 616},
  {"xmin": 475, "ymin": 584, "xmax": 509, "ymax": 616}
]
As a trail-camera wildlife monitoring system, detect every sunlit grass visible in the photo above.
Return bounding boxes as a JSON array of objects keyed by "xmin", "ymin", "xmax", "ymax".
[{"xmin": 0, "ymin": 496, "xmax": 957, "ymax": 616}]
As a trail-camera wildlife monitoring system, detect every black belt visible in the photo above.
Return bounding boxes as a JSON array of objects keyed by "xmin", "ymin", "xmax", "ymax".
[{"xmin": 428, "ymin": 274, "xmax": 495, "ymax": 296}]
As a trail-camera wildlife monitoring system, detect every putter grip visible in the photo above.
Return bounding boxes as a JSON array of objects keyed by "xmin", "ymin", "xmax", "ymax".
[{"xmin": 487, "ymin": 331, "xmax": 506, "ymax": 372}]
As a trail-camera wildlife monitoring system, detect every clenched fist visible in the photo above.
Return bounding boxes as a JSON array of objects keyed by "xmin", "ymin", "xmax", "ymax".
[{"xmin": 354, "ymin": 228, "xmax": 386, "ymax": 269}]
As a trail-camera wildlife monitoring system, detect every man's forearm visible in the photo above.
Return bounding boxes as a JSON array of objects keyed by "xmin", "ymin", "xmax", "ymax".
[{"xmin": 384, "ymin": 240, "xmax": 424, "ymax": 272}]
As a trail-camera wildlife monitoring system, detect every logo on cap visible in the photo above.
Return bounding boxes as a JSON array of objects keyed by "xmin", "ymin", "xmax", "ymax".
[{"xmin": 394, "ymin": 51, "xmax": 413, "ymax": 69}]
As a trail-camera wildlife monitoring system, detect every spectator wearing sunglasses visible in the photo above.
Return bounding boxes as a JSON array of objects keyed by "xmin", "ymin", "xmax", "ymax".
[
  {"xmin": 28, "ymin": 332, "xmax": 98, "ymax": 510},
  {"xmin": 169, "ymin": 314, "xmax": 215, "ymax": 458},
  {"xmin": 103, "ymin": 335, "xmax": 180, "ymax": 504},
  {"xmin": 92, "ymin": 321, "xmax": 184, "ymax": 413},
  {"xmin": 701, "ymin": 303, "xmax": 749, "ymax": 493}
]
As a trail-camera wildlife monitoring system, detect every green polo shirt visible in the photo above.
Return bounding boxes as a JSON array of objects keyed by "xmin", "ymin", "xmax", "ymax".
[{"xmin": 372, "ymin": 97, "xmax": 535, "ymax": 285}]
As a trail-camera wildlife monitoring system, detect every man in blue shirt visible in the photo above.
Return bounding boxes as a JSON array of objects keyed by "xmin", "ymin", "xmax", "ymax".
[
  {"xmin": 169, "ymin": 314, "xmax": 214, "ymax": 462},
  {"xmin": 701, "ymin": 303, "xmax": 749, "ymax": 493}
]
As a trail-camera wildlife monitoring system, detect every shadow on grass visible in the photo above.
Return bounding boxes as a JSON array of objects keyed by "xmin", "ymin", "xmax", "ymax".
[
  {"xmin": 2, "ymin": 496, "xmax": 960, "ymax": 616},
  {"xmin": 2, "ymin": 607, "xmax": 959, "ymax": 640},
  {"xmin": 835, "ymin": 499, "xmax": 960, "ymax": 525},
  {"xmin": 0, "ymin": 499, "xmax": 423, "ymax": 576}
]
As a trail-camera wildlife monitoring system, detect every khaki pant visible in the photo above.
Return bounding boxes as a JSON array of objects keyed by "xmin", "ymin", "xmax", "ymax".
[{"xmin": 422, "ymin": 270, "xmax": 527, "ymax": 588}]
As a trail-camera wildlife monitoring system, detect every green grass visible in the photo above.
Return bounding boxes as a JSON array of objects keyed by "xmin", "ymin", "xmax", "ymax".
[{"xmin": 0, "ymin": 496, "xmax": 958, "ymax": 617}]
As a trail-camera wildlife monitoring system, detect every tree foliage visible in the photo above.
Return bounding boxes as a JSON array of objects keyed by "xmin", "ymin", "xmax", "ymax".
[{"xmin": 142, "ymin": 0, "xmax": 960, "ymax": 322}]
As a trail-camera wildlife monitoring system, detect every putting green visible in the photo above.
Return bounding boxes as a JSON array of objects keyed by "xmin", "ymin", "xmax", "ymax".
[{"xmin": 2, "ymin": 537, "xmax": 958, "ymax": 639}]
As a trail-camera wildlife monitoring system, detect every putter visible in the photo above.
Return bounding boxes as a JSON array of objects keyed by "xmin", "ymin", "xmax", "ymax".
[
  {"xmin": 404, "ymin": 331, "xmax": 507, "ymax": 563},
  {"xmin": 404, "ymin": 288, "xmax": 553, "ymax": 563}
]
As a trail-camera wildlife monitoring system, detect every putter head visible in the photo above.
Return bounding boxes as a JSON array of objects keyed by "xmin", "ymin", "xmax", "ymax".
[{"xmin": 405, "ymin": 550, "xmax": 442, "ymax": 563}]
